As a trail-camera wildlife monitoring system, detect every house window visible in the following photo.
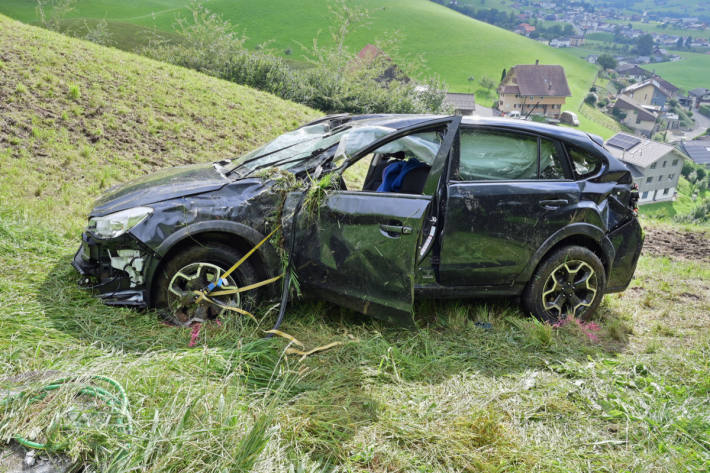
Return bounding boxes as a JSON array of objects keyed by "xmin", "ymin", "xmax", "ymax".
[
  {"xmin": 650, "ymin": 162, "xmax": 657, "ymax": 169},
  {"xmin": 669, "ymin": 173, "xmax": 674, "ymax": 180},
  {"xmin": 672, "ymin": 159, "xmax": 678, "ymax": 166},
  {"xmin": 646, "ymin": 177, "xmax": 653, "ymax": 183},
  {"xmin": 642, "ymin": 191, "xmax": 648, "ymax": 199},
  {"xmin": 658, "ymin": 175, "xmax": 663, "ymax": 181},
  {"xmin": 662, "ymin": 161, "xmax": 667, "ymax": 167},
  {"xmin": 663, "ymin": 188, "xmax": 669, "ymax": 195}
]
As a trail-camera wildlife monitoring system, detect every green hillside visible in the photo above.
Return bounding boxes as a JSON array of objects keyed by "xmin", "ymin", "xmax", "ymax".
[
  {"xmin": 1, "ymin": 15, "xmax": 709, "ymax": 472},
  {"xmin": 0, "ymin": 0, "xmax": 614, "ymax": 136},
  {"xmin": 642, "ymin": 51, "xmax": 710, "ymax": 92},
  {"xmin": 0, "ymin": 13, "xmax": 316, "ymax": 231}
]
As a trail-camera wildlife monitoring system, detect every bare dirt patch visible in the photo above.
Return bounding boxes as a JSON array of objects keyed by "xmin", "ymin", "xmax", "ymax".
[{"xmin": 641, "ymin": 226, "xmax": 710, "ymax": 262}]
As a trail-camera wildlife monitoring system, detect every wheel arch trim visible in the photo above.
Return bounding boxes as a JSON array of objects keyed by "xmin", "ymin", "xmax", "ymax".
[
  {"xmin": 516, "ymin": 223, "xmax": 615, "ymax": 284},
  {"xmin": 144, "ymin": 220, "xmax": 282, "ymax": 301}
]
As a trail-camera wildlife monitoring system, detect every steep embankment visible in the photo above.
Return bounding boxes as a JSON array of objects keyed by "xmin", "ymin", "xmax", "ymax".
[{"xmin": 0, "ymin": 14, "xmax": 318, "ymax": 232}]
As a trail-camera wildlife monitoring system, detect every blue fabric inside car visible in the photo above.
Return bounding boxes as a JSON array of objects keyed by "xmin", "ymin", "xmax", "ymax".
[{"xmin": 377, "ymin": 158, "xmax": 428, "ymax": 193}]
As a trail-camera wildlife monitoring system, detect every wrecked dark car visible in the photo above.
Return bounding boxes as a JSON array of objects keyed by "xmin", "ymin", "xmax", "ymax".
[{"xmin": 73, "ymin": 114, "xmax": 643, "ymax": 324}]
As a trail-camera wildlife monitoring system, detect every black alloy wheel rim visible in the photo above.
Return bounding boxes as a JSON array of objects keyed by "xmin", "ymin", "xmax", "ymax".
[
  {"xmin": 541, "ymin": 259, "xmax": 598, "ymax": 320},
  {"xmin": 167, "ymin": 262, "xmax": 240, "ymax": 324}
]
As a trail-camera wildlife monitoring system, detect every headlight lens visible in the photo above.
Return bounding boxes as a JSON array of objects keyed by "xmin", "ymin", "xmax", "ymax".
[{"xmin": 88, "ymin": 207, "xmax": 153, "ymax": 239}]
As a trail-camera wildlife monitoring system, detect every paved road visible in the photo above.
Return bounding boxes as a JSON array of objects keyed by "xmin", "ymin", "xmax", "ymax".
[
  {"xmin": 472, "ymin": 104, "xmax": 499, "ymax": 117},
  {"xmin": 667, "ymin": 110, "xmax": 710, "ymax": 143}
]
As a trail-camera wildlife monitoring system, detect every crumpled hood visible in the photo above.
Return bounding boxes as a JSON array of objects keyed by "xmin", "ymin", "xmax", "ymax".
[{"xmin": 91, "ymin": 163, "xmax": 228, "ymax": 216}]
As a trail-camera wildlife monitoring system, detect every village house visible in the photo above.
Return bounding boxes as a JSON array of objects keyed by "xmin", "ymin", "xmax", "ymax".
[
  {"xmin": 497, "ymin": 62, "xmax": 571, "ymax": 119},
  {"xmin": 443, "ymin": 92, "xmax": 476, "ymax": 116},
  {"xmin": 620, "ymin": 78, "xmax": 677, "ymax": 109},
  {"xmin": 689, "ymin": 88, "xmax": 710, "ymax": 109},
  {"xmin": 615, "ymin": 64, "xmax": 651, "ymax": 82},
  {"xmin": 612, "ymin": 96, "xmax": 658, "ymax": 137},
  {"xmin": 549, "ymin": 38, "xmax": 571, "ymax": 48},
  {"xmin": 569, "ymin": 36, "xmax": 584, "ymax": 47},
  {"xmin": 515, "ymin": 23, "xmax": 536, "ymax": 36},
  {"xmin": 605, "ymin": 133, "xmax": 686, "ymax": 204}
]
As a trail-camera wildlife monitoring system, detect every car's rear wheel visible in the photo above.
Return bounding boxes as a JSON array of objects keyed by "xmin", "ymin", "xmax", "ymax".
[
  {"xmin": 522, "ymin": 246, "xmax": 606, "ymax": 324},
  {"xmin": 152, "ymin": 243, "xmax": 259, "ymax": 324}
]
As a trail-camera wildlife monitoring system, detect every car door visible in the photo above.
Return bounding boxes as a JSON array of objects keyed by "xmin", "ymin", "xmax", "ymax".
[
  {"xmin": 284, "ymin": 118, "xmax": 459, "ymax": 323},
  {"xmin": 437, "ymin": 126, "xmax": 580, "ymax": 286}
]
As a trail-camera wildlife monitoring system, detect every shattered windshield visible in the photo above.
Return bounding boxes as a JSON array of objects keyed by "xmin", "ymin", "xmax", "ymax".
[{"xmin": 228, "ymin": 123, "xmax": 401, "ymax": 176}]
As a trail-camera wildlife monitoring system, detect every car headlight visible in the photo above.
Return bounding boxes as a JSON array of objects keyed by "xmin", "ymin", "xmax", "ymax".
[{"xmin": 88, "ymin": 207, "xmax": 153, "ymax": 239}]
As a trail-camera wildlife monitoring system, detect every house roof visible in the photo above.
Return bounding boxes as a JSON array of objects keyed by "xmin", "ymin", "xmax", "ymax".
[
  {"xmin": 508, "ymin": 65, "xmax": 571, "ymax": 97},
  {"xmin": 683, "ymin": 140, "xmax": 710, "ymax": 166},
  {"xmin": 444, "ymin": 93, "xmax": 476, "ymax": 110},
  {"xmin": 614, "ymin": 95, "xmax": 658, "ymax": 122},
  {"xmin": 616, "ymin": 64, "xmax": 649, "ymax": 76},
  {"xmin": 651, "ymin": 75, "xmax": 679, "ymax": 94},
  {"xmin": 518, "ymin": 23, "xmax": 536, "ymax": 32},
  {"xmin": 604, "ymin": 133, "xmax": 681, "ymax": 168},
  {"xmin": 625, "ymin": 162, "xmax": 645, "ymax": 178},
  {"xmin": 622, "ymin": 79, "xmax": 673, "ymax": 98},
  {"xmin": 501, "ymin": 85, "xmax": 520, "ymax": 95},
  {"xmin": 689, "ymin": 87, "xmax": 710, "ymax": 98}
]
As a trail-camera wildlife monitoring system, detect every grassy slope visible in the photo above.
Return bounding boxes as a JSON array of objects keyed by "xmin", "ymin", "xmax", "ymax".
[
  {"xmin": 0, "ymin": 13, "xmax": 316, "ymax": 231},
  {"xmin": 1, "ymin": 15, "xmax": 709, "ymax": 473},
  {"xmin": 640, "ymin": 176, "xmax": 710, "ymax": 219},
  {"xmin": 0, "ymin": 0, "xmax": 616, "ymax": 138},
  {"xmin": 642, "ymin": 51, "xmax": 710, "ymax": 92}
]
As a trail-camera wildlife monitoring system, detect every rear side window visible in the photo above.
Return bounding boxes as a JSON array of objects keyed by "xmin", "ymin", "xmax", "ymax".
[
  {"xmin": 540, "ymin": 138, "xmax": 566, "ymax": 179},
  {"xmin": 567, "ymin": 146, "xmax": 603, "ymax": 179},
  {"xmin": 456, "ymin": 129, "xmax": 567, "ymax": 181}
]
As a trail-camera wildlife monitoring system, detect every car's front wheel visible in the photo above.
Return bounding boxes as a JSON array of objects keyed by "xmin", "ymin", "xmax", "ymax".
[
  {"xmin": 152, "ymin": 243, "xmax": 259, "ymax": 324},
  {"xmin": 522, "ymin": 246, "xmax": 606, "ymax": 323}
]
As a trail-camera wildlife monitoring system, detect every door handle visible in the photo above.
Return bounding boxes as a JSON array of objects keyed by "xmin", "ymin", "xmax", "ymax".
[
  {"xmin": 380, "ymin": 224, "xmax": 412, "ymax": 235},
  {"xmin": 539, "ymin": 199, "xmax": 568, "ymax": 210}
]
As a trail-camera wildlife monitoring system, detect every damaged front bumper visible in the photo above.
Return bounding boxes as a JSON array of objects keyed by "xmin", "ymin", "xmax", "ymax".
[{"xmin": 72, "ymin": 231, "xmax": 155, "ymax": 307}]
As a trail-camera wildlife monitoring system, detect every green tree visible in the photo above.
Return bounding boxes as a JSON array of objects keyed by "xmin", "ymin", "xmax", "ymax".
[
  {"xmin": 597, "ymin": 53, "xmax": 617, "ymax": 70},
  {"xmin": 636, "ymin": 34, "xmax": 654, "ymax": 56},
  {"xmin": 480, "ymin": 76, "xmax": 495, "ymax": 91}
]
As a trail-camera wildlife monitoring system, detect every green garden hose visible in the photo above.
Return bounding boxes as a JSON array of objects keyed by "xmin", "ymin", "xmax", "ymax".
[{"xmin": 1, "ymin": 375, "xmax": 132, "ymax": 450}]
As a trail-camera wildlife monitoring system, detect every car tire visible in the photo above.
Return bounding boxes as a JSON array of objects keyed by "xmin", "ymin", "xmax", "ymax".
[
  {"xmin": 152, "ymin": 243, "xmax": 260, "ymax": 323},
  {"xmin": 522, "ymin": 245, "xmax": 606, "ymax": 324}
]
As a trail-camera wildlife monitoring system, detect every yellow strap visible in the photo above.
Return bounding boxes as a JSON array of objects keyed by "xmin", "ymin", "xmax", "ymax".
[
  {"xmin": 219, "ymin": 226, "xmax": 280, "ymax": 284},
  {"xmin": 285, "ymin": 342, "xmax": 343, "ymax": 361},
  {"xmin": 264, "ymin": 329, "xmax": 304, "ymax": 347},
  {"xmin": 209, "ymin": 274, "xmax": 284, "ymax": 296},
  {"xmin": 192, "ymin": 291, "xmax": 258, "ymax": 323}
]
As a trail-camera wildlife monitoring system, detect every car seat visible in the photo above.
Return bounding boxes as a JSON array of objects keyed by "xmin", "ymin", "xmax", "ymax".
[{"xmin": 377, "ymin": 158, "xmax": 430, "ymax": 194}]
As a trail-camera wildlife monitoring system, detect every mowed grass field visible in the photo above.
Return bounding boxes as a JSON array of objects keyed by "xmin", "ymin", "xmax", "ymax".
[
  {"xmin": 1, "ymin": 16, "xmax": 709, "ymax": 472},
  {"xmin": 0, "ymin": 0, "xmax": 618, "ymax": 138},
  {"xmin": 642, "ymin": 51, "xmax": 710, "ymax": 93}
]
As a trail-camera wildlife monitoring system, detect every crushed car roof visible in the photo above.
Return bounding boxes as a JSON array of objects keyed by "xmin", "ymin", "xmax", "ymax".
[{"xmin": 307, "ymin": 113, "xmax": 597, "ymax": 144}]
